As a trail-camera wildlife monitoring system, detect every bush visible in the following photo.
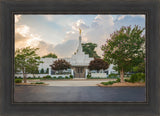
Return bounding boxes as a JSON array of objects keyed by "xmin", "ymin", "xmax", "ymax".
[
  {"xmin": 43, "ymin": 75, "xmax": 52, "ymax": 79},
  {"xmin": 125, "ymin": 73, "xmax": 145, "ymax": 83},
  {"xmin": 87, "ymin": 74, "xmax": 91, "ymax": 79},
  {"xmin": 69, "ymin": 75, "xmax": 73, "ymax": 78},
  {"xmin": 116, "ymin": 78, "xmax": 120, "ymax": 82},
  {"xmin": 101, "ymin": 81, "xmax": 115, "ymax": 85},
  {"xmin": 15, "ymin": 79, "xmax": 22, "ymax": 83},
  {"xmin": 53, "ymin": 76, "xmax": 57, "ymax": 79},
  {"xmin": 65, "ymin": 76, "xmax": 69, "ymax": 79},
  {"xmin": 27, "ymin": 77, "xmax": 32, "ymax": 79},
  {"xmin": 35, "ymin": 82, "xmax": 44, "ymax": 84},
  {"xmin": 108, "ymin": 74, "xmax": 118, "ymax": 78},
  {"xmin": 58, "ymin": 76, "xmax": 63, "ymax": 79},
  {"xmin": 18, "ymin": 76, "xmax": 22, "ymax": 79}
]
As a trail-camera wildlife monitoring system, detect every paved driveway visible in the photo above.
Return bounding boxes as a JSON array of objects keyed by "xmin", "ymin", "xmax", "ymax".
[
  {"xmin": 14, "ymin": 86, "xmax": 146, "ymax": 102},
  {"xmin": 28, "ymin": 79, "xmax": 116, "ymax": 86}
]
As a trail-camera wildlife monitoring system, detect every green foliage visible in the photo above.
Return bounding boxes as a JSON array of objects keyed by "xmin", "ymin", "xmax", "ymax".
[
  {"xmin": 15, "ymin": 47, "xmax": 43, "ymax": 83},
  {"xmin": 65, "ymin": 76, "xmax": 69, "ymax": 79},
  {"xmin": 58, "ymin": 76, "xmax": 63, "ymax": 79},
  {"xmin": 43, "ymin": 75, "xmax": 52, "ymax": 79},
  {"xmin": 116, "ymin": 78, "xmax": 120, "ymax": 82},
  {"xmin": 35, "ymin": 82, "xmax": 44, "ymax": 84},
  {"xmin": 82, "ymin": 43, "xmax": 100, "ymax": 58},
  {"xmin": 101, "ymin": 81, "xmax": 117, "ymax": 85},
  {"xmin": 40, "ymin": 68, "xmax": 44, "ymax": 74},
  {"xmin": 18, "ymin": 76, "xmax": 22, "ymax": 79},
  {"xmin": 133, "ymin": 62, "xmax": 145, "ymax": 73},
  {"xmin": 42, "ymin": 53, "xmax": 57, "ymax": 58},
  {"xmin": 87, "ymin": 74, "xmax": 91, "ymax": 79},
  {"xmin": 69, "ymin": 75, "xmax": 73, "ymax": 78},
  {"xmin": 50, "ymin": 59, "xmax": 71, "ymax": 71},
  {"xmin": 46, "ymin": 68, "xmax": 49, "ymax": 74},
  {"xmin": 108, "ymin": 74, "xmax": 118, "ymax": 78},
  {"xmin": 88, "ymin": 58, "xmax": 109, "ymax": 72},
  {"xmin": 125, "ymin": 73, "xmax": 145, "ymax": 83},
  {"xmin": 15, "ymin": 79, "xmax": 22, "ymax": 83},
  {"xmin": 101, "ymin": 25, "xmax": 145, "ymax": 82}
]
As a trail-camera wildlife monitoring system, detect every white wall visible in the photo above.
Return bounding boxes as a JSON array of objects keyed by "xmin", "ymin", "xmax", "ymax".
[
  {"xmin": 15, "ymin": 74, "xmax": 71, "ymax": 78},
  {"xmin": 91, "ymin": 73, "xmax": 107, "ymax": 78}
]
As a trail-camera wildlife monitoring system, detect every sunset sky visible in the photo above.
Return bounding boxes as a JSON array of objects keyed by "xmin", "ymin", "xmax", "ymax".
[{"xmin": 15, "ymin": 14, "xmax": 145, "ymax": 58}]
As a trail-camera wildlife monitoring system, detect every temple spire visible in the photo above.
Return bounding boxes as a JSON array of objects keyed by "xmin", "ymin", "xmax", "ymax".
[
  {"xmin": 76, "ymin": 28, "xmax": 83, "ymax": 54},
  {"xmin": 79, "ymin": 28, "xmax": 81, "ymax": 36}
]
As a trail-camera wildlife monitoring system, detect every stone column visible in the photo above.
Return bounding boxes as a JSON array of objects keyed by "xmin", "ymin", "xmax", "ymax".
[
  {"xmin": 108, "ymin": 70, "xmax": 110, "ymax": 75},
  {"xmin": 49, "ymin": 67, "xmax": 51, "ymax": 75},
  {"xmin": 85, "ymin": 69, "xmax": 88, "ymax": 78},
  {"xmin": 71, "ymin": 69, "xmax": 74, "ymax": 76}
]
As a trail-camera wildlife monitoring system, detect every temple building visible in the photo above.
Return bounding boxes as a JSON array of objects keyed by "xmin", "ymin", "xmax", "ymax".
[{"xmin": 38, "ymin": 29, "xmax": 116, "ymax": 78}]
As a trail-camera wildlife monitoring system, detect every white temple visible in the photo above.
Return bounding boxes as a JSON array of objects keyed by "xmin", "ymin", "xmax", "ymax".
[{"xmin": 38, "ymin": 29, "xmax": 116, "ymax": 78}]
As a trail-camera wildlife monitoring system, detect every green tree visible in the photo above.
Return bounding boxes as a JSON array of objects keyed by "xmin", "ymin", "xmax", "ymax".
[
  {"xmin": 88, "ymin": 58, "xmax": 109, "ymax": 72},
  {"xmin": 40, "ymin": 68, "xmax": 45, "ymax": 74},
  {"xmin": 50, "ymin": 59, "xmax": 71, "ymax": 73},
  {"xmin": 46, "ymin": 68, "xmax": 49, "ymax": 74},
  {"xmin": 42, "ymin": 53, "xmax": 57, "ymax": 58},
  {"xmin": 133, "ymin": 62, "xmax": 145, "ymax": 73},
  {"xmin": 82, "ymin": 43, "xmax": 100, "ymax": 58},
  {"xmin": 15, "ymin": 47, "xmax": 43, "ymax": 83},
  {"xmin": 101, "ymin": 25, "xmax": 145, "ymax": 82}
]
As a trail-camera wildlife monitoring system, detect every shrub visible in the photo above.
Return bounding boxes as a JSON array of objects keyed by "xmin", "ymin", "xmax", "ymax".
[
  {"xmin": 35, "ymin": 82, "xmax": 44, "ymax": 84},
  {"xmin": 53, "ymin": 76, "xmax": 57, "ymax": 79},
  {"xmin": 126, "ymin": 73, "xmax": 145, "ymax": 83},
  {"xmin": 101, "ymin": 80, "xmax": 117, "ymax": 85},
  {"xmin": 69, "ymin": 75, "xmax": 73, "ymax": 78},
  {"xmin": 116, "ymin": 78, "xmax": 120, "ymax": 82},
  {"xmin": 108, "ymin": 74, "xmax": 118, "ymax": 78},
  {"xmin": 58, "ymin": 76, "xmax": 63, "ymax": 79},
  {"xmin": 18, "ymin": 76, "xmax": 22, "ymax": 79},
  {"xmin": 43, "ymin": 75, "xmax": 52, "ymax": 79},
  {"xmin": 27, "ymin": 77, "xmax": 31, "ymax": 79},
  {"xmin": 15, "ymin": 76, "xmax": 18, "ymax": 79},
  {"xmin": 65, "ymin": 76, "xmax": 69, "ymax": 79},
  {"xmin": 15, "ymin": 79, "xmax": 22, "ymax": 83},
  {"xmin": 87, "ymin": 74, "xmax": 91, "ymax": 79}
]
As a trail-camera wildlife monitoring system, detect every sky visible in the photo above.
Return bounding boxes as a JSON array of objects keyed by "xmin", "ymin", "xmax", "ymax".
[{"xmin": 15, "ymin": 14, "xmax": 145, "ymax": 58}]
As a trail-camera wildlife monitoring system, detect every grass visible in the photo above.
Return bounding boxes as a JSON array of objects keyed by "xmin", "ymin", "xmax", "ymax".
[
  {"xmin": 101, "ymin": 78, "xmax": 120, "ymax": 85},
  {"xmin": 31, "ymin": 82, "xmax": 45, "ymax": 84}
]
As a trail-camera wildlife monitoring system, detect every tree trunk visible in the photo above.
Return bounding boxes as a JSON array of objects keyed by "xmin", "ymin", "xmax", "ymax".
[
  {"xmin": 120, "ymin": 68, "xmax": 124, "ymax": 83},
  {"xmin": 22, "ymin": 68, "xmax": 27, "ymax": 83}
]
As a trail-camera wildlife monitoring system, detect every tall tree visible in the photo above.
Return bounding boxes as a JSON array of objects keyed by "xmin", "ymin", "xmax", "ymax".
[
  {"xmin": 15, "ymin": 47, "xmax": 43, "ymax": 83},
  {"xmin": 88, "ymin": 58, "xmax": 109, "ymax": 72},
  {"xmin": 50, "ymin": 59, "xmax": 71, "ymax": 73},
  {"xmin": 101, "ymin": 25, "xmax": 145, "ymax": 82},
  {"xmin": 82, "ymin": 43, "xmax": 100, "ymax": 58},
  {"xmin": 40, "ymin": 68, "xmax": 45, "ymax": 74},
  {"xmin": 42, "ymin": 53, "xmax": 57, "ymax": 58}
]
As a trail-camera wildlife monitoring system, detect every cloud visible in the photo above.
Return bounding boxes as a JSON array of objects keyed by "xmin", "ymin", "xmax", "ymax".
[
  {"xmin": 117, "ymin": 15, "xmax": 125, "ymax": 21},
  {"xmin": 15, "ymin": 25, "xmax": 30, "ymax": 37},
  {"xmin": 36, "ymin": 41, "xmax": 55, "ymax": 57},
  {"xmin": 53, "ymin": 39, "xmax": 78, "ymax": 58},
  {"xmin": 85, "ymin": 15, "xmax": 115, "ymax": 56},
  {"xmin": 15, "ymin": 15, "xmax": 21, "ymax": 23},
  {"xmin": 72, "ymin": 19, "xmax": 89, "ymax": 31}
]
